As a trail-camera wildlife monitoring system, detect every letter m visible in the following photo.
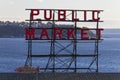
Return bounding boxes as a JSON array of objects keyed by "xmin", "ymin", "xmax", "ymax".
[{"xmin": 26, "ymin": 28, "xmax": 35, "ymax": 40}]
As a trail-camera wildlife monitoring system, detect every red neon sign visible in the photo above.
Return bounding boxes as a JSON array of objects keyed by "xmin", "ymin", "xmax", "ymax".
[
  {"xmin": 30, "ymin": 9, "xmax": 101, "ymax": 21},
  {"xmin": 26, "ymin": 28, "xmax": 103, "ymax": 40},
  {"xmin": 26, "ymin": 9, "xmax": 103, "ymax": 40}
]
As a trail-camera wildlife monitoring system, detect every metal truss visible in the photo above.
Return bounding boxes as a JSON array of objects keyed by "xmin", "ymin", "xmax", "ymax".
[{"xmin": 25, "ymin": 9, "xmax": 103, "ymax": 73}]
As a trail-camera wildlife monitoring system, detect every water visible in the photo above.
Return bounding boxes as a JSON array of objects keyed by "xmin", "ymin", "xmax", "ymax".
[{"xmin": 0, "ymin": 29, "xmax": 120, "ymax": 72}]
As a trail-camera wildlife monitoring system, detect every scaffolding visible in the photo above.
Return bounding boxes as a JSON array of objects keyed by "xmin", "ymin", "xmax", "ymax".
[{"xmin": 25, "ymin": 9, "xmax": 103, "ymax": 73}]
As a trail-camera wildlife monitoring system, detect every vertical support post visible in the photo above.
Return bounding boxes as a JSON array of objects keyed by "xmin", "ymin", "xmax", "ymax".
[
  {"xmin": 52, "ymin": 10, "xmax": 55, "ymax": 72},
  {"xmin": 25, "ymin": 11, "xmax": 33, "ymax": 66},
  {"xmin": 96, "ymin": 12, "xmax": 99, "ymax": 72},
  {"xmin": 74, "ymin": 10, "xmax": 77, "ymax": 72}
]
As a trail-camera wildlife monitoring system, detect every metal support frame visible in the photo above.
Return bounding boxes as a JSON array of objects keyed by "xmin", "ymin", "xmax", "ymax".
[{"xmin": 25, "ymin": 9, "xmax": 103, "ymax": 73}]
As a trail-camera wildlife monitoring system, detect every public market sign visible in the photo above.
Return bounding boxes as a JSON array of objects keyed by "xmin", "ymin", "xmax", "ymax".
[{"xmin": 25, "ymin": 9, "xmax": 103, "ymax": 40}]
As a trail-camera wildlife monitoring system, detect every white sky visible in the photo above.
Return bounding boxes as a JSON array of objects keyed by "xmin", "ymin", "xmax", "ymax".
[{"xmin": 0, "ymin": 0, "xmax": 120, "ymax": 28}]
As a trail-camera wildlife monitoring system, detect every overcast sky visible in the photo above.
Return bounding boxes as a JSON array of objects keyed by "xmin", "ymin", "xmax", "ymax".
[{"xmin": 0, "ymin": 0, "xmax": 120, "ymax": 28}]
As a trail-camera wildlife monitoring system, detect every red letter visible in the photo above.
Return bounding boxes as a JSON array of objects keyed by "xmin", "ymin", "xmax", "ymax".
[
  {"xmin": 96, "ymin": 28, "xmax": 103, "ymax": 39},
  {"xmin": 92, "ymin": 10, "xmax": 100, "ymax": 21},
  {"xmin": 31, "ymin": 9, "xmax": 40, "ymax": 20},
  {"xmin": 67, "ymin": 28, "xmax": 76, "ymax": 40},
  {"xmin": 44, "ymin": 10, "xmax": 52, "ymax": 20},
  {"xmin": 58, "ymin": 10, "xmax": 66, "ymax": 21},
  {"xmin": 81, "ymin": 27, "xmax": 89, "ymax": 40},
  {"xmin": 54, "ymin": 28, "xmax": 62, "ymax": 40},
  {"xmin": 72, "ymin": 10, "xmax": 79, "ymax": 21},
  {"xmin": 26, "ymin": 28, "xmax": 35, "ymax": 39},
  {"xmin": 84, "ymin": 10, "xmax": 87, "ymax": 21},
  {"xmin": 40, "ymin": 28, "xmax": 50, "ymax": 39}
]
